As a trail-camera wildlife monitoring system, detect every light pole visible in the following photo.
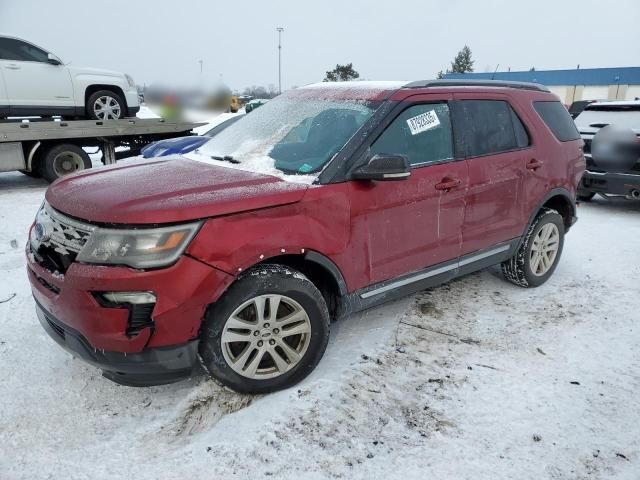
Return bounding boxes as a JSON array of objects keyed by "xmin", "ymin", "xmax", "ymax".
[{"xmin": 276, "ymin": 27, "xmax": 284, "ymax": 94}]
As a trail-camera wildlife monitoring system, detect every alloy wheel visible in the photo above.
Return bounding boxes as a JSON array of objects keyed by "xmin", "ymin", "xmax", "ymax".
[
  {"xmin": 221, "ymin": 294, "xmax": 312, "ymax": 380},
  {"xmin": 93, "ymin": 95, "xmax": 122, "ymax": 120},
  {"xmin": 530, "ymin": 223, "xmax": 560, "ymax": 276}
]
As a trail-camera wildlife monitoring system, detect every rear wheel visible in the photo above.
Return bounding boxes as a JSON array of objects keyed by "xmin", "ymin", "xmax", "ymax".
[
  {"xmin": 87, "ymin": 90, "xmax": 126, "ymax": 120},
  {"xmin": 502, "ymin": 208, "xmax": 565, "ymax": 288},
  {"xmin": 40, "ymin": 144, "xmax": 91, "ymax": 182},
  {"xmin": 199, "ymin": 264, "xmax": 330, "ymax": 394}
]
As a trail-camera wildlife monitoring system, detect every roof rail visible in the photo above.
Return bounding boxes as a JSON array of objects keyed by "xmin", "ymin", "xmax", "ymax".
[{"xmin": 404, "ymin": 79, "xmax": 550, "ymax": 92}]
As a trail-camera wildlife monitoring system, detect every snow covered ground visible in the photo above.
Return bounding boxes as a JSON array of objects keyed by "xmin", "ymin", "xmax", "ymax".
[{"xmin": 0, "ymin": 172, "xmax": 638, "ymax": 479}]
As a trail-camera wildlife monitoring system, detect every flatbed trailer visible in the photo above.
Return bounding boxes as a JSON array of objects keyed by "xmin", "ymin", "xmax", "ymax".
[{"xmin": 0, "ymin": 117, "xmax": 203, "ymax": 182}]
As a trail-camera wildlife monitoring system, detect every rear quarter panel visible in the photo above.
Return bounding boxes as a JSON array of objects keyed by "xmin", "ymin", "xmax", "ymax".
[{"xmin": 510, "ymin": 91, "xmax": 584, "ymax": 221}]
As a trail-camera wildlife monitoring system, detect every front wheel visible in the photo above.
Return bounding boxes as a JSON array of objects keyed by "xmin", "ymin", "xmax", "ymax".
[
  {"xmin": 502, "ymin": 208, "xmax": 565, "ymax": 288},
  {"xmin": 199, "ymin": 264, "xmax": 330, "ymax": 394},
  {"xmin": 87, "ymin": 90, "xmax": 126, "ymax": 120}
]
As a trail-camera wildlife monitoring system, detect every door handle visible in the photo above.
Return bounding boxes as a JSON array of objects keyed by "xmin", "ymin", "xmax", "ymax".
[
  {"xmin": 526, "ymin": 158, "xmax": 543, "ymax": 171},
  {"xmin": 5, "ymin": 65, "xmax": 20, "ymax": 70},
  {"xmin": 434, "ymin": 177, "xmax": 461, "ymax": 191}
]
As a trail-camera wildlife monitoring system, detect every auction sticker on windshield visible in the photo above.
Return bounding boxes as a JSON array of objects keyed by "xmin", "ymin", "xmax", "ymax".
[{"xmin": 406, "ymin": 110, "xmax": 440, "ymax": 135}]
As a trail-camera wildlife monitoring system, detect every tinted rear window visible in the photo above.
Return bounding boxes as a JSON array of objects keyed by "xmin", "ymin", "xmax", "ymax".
[
  {"xmin": 456, "ymin": 100, "xmax": 530, "ymax": 157},
  {"xmin": 533, "ymin": 101, "xmax": 580, "ymax": 142}
]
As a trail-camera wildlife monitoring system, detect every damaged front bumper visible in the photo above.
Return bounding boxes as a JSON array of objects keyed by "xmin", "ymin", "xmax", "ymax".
[
  {"xmin": 27, "ymin": 238, "xmax": 235, "ymax": 386},
  {"xmin": 36, "ymin": 299, "xmax": 199, "ymax": 386}
]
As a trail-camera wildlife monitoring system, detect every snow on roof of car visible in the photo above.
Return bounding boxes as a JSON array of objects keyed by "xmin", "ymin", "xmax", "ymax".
[
  {"xmin": 301, "ymin": 81, "xmax": 409, "ymax": 90},
  {"xmin": 292, "ymin": 81, "xmax": 409, "ymax": 102}
]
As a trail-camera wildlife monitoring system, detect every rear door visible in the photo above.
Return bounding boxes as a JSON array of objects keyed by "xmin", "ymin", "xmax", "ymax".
[
  {"xmin": 452, "ymin": 95, "xmax": 532, "ymax": 256},
  {"xmin": 348, "ymin": 95, "xmax": 468, "ymax": 286},
  {"xmin": 0, "ymin": 37, "xmax": 74, "ymax": 109}
]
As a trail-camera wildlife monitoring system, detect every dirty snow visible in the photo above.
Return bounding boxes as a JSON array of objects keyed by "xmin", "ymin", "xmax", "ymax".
[{"xmin": 0, "ymin": 172, "xmax": 639, "ymax": 480}]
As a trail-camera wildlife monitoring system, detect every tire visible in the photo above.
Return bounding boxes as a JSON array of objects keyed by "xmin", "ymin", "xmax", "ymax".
[
  {"xmin": 577, "ymin": 191, "xmax": 595, "ymax": 202},
  {"xmin": 40, "ymin": 144, "xmax": 91, "ymax": 183},
  {"xmin": 86, "ymin": 90, "xmax": 126, "ymax": 120},
  {"xmin": 501, "ymin": 208, "xmax": 565, "ymax": 288},
  {"xmin": 199, "ymin": 264, "xmax": 330, "ymax": 394}
]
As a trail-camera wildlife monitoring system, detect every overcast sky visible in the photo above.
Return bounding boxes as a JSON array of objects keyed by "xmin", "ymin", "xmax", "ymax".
[{"xmin": 1, "ymin": 0, "xmax": 638, "ymax": 92}]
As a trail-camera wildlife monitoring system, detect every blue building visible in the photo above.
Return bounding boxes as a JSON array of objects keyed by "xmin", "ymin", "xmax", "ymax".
[{"xmin": 444, "ymin": 67, "xmax": 640, "ymax": 103}]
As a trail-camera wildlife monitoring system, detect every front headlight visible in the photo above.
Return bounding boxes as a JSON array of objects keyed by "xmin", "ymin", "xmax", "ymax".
[
  {"xmin": 76, "ymin": 222, "xmax": 201, "ymax": 269},
  {"xmin": 125, "ymin": 73, "xmax": 136, "ymax": 88}
]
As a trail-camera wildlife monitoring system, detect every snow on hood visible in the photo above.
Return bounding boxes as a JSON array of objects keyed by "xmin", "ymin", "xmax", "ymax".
[
  {"xmin": 45, "ymin": 156, "xmax": 310, "ymax": 225},
  {"xmin": 184, "ymin": 150, "xmax": 317, "ymax": 185}
]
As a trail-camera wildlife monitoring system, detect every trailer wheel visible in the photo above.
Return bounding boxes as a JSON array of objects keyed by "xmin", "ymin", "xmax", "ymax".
[{"xmin": 41, "ymin": 144, "xmax": 91, "ymax": 182}]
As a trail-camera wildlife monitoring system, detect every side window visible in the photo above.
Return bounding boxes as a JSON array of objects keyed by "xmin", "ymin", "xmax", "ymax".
[
  {"xmin": 0, "ymin": 38, "xmax": 48, "ymax": 62},
  {"xmin": 533, "ymin": 101, "xmax": 581, "ymax": 142},
  {"xmin": 370, "ymin": 103, "xmax": 454, "ymax": 167},
  {"xmin": 458, "ymin": 100, "xmax": 529, "ymax": 157},
  {"xmin": 511, "ymin": 108, "xmax": 530, "ymax": 148}
]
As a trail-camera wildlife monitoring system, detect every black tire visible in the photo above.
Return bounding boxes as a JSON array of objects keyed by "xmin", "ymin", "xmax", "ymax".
[
  {"xmin": 40, "ymin": 144, "xmax": 91, "ymax": 183},
  {"xmin": 577, "ymin": 191, "xmax": 595, "ymax": 202},
  {"xmin": 86, "ymin": 89, "xmax": 126, "ymax": 120},
  {"xmin": 199, "ymin": 264, "xmax": 330, "ymax": 394},
  {"xmin": 502, "ymin": 208, "xmax": 565, "ymax": 288}
]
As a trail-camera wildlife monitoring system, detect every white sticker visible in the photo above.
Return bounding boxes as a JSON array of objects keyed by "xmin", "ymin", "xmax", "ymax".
[{"xmin": 406, "ymin": 109, "xmax": 440, "ymax": 135}]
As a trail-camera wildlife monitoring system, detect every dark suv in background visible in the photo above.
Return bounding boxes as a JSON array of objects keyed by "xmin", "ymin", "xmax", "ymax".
[
  {"xmin": 28, "ymin": 80, "xmax": 585, "ymax": 393},
  {"xmin": 574, "ymin": 100, "xmax": 640, "ymax": 201}
]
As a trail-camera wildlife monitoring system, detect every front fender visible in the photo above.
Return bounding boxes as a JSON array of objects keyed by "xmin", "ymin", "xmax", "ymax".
[
  {"xmin": 186, "ymin": 185, "xmax": 352, "ymax": 283},
  {"xmin": 71, "ymin": 74, "xmax": 129, "ymax": 105}
]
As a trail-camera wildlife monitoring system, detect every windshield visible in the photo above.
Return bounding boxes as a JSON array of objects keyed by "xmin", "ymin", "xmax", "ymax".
[{"xmin": 195, "ymin": 94, "xmax": 379, "ymax": 177}]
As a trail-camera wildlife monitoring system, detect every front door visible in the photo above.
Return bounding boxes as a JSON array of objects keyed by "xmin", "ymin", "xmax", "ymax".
[
  {"xmin": 0, "ymin": 37, "xmax": 74, "ymax": 109},
  {"xmin": 348, "ymin": 96, "xmax": 468, "ymax": 287}
]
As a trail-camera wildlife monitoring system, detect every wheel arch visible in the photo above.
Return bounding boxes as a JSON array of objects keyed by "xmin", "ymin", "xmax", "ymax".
[
  {"xmin": 521, "ymin": 188, "xmax": 576, "ymax": 245},
  {"xmin": 239, "ymin": 250, "xmax": 348, "ymax": 319},
  {"xmin": 84, "ymin": 85, "xmax": 128, "ymax": 110}
]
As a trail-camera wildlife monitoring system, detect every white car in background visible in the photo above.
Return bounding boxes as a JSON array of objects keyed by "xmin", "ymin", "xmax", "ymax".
[{"xmin": 0, "ymin": 34, "xmax": 139, "ymax": 120}]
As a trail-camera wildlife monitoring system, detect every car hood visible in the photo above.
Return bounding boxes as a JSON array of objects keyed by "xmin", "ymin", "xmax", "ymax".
[
  {"xmin": 66, "ymin": 65, "xmax": 125, "ymax": 78},
  {"xmin": 141, "ymin": 136, "xmax": 210, "ymax": 158},
  {"xmin": 45, "ymin": 158, "xmax": 310, "ymax": 225}
]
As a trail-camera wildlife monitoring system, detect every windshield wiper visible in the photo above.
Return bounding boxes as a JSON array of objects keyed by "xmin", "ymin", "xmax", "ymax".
[{"xmin": 210, "ymin": 155, "xmax": 239, "ymax": 164}]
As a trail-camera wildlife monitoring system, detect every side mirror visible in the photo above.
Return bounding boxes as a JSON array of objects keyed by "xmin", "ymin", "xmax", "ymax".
[
  {"xmin": 47, "ymin": 53, "xmax": 62, "ymax": 66},
  {"xmin": 352, "ymin": 153, "xmax": 411, "ymax": 181}
]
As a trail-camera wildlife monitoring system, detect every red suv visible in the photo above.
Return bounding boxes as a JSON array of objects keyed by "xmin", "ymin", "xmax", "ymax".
[{"xmin": 27, "ymin": 80, "xmax": 585, "ymax": 393}]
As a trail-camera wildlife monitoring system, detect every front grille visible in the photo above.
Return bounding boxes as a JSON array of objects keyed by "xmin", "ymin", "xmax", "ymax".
[{"xmin": 31, "ymin": 204, "xmax": 95, "ymax": 274}]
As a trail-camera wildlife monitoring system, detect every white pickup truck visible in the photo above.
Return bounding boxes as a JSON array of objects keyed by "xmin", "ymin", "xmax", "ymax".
[{"xmin": 0, "ymin": 34, "xmax": 139, "ymax": 120}]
